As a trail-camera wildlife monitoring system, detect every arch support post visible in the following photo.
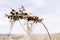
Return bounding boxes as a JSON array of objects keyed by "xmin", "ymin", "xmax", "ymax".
[{"xmin": 41, "ymin": 22, "xmax": 52, "ymax": 40}]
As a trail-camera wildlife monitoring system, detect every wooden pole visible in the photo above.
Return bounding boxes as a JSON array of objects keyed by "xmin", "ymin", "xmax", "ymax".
[
  {"xmin": 9, "ymin": 21, "xmax": 15, "ymax": 34},
  {"xmin": 41, "ymin": 22, "xmax": 52, "ymax": 40},
  {"xmin": 27, "ymin": 21, "xmax": 32, "ymax": 40}
]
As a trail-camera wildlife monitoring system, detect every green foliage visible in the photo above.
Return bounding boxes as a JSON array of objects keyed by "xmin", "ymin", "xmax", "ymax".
[{"xmin": 10, "ymin": 15, "xmax": 20, "ymax": 21}]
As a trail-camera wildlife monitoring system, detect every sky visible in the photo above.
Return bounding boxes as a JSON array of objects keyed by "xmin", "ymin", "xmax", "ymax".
[{"xmin": 0, "ymin": 0, "xmax": 60, "ymax": 34}]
